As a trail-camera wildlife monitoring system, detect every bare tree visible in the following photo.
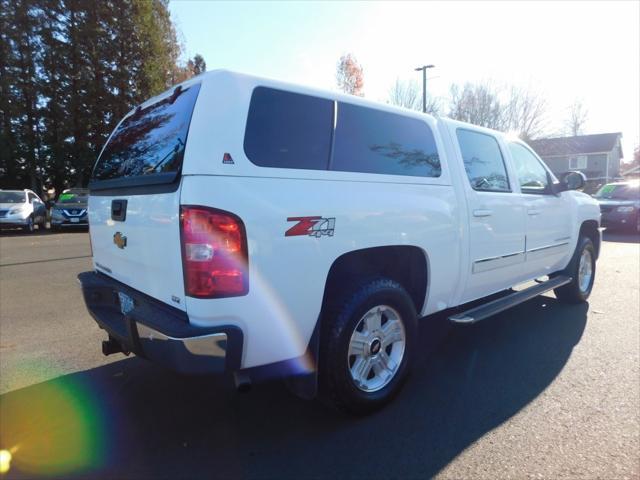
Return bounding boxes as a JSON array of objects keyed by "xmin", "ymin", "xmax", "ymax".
[
  {"xmin": 448, "ymin": 82, "xmax": 506, "ymax": 130},
  {"xmin": 388, "ymin": 78, "xmax": 440, "ymax": 114},
  {"xmin": 564, "ymin": 100, "xmax": 588, "ymax": 136},
  {"xmin": 504, "ymin": 86, "xmax": 549, "ymax": 142},
  {"xmin": 448, "ymin": 81, "xmax": 549, "ymax": 141},
  {"xmin": 336, "ymin": 53, "xmax": 364, "ymax": 96},
  {"xmin": 388, "ymin": 78, "xmax": 420, "ymax": 110}
]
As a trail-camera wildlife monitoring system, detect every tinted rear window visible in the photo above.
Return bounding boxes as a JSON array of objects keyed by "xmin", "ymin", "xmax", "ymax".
[
  {"xmin": 92, "ymin": 83, "xmax": 201, "ymax": 185},
  {"xmin": 332, "ymin": 103, "xmax": 440, "ymax": 177},
  {"xmin": 244, "ymin": 87, "xmax": 334, "ymax": 170}
]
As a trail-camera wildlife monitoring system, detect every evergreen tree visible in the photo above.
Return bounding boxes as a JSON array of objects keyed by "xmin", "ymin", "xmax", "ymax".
[
  {"xmin": 0, "ymin": 0, "xmax": 207, "ymax": 191},
  {"xmin": 2, "ymin": 0, "xmax": 42, "ymax": 191},
  {"xmin": 0, "ymin": 0, "xmax": 21, "ymax": 187}
]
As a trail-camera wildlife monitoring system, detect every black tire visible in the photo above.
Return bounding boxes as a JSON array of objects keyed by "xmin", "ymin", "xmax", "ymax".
[
  {"xmin": 22, "ymin": 215, "xmax": 34, "ymax": 233},
  {"xmin": 319, "ymin": 277, "xmax": 417, "ymax": 415},
  {"xmin": 554, "ymin": 236, "xmax": 596, "ymax": 303}
]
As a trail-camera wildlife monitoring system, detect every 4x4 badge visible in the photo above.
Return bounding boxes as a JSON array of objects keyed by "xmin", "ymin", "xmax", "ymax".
[
  {"xmin": 113, "ymin": 232, "xmax": 127, "ymax": 249},
  {"xmin": 285, "ymin": 217, "xmax": 335, "ymax": 238}
]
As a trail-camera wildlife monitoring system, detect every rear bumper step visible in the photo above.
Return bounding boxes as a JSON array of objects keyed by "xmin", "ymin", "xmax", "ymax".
[
  {"xmin": 78, "ymin": 271, "xmax": 243, "ymax": 374},
  {"xmin": 449, "ymin": 275, "xmax": 572, "ymax": 324}
]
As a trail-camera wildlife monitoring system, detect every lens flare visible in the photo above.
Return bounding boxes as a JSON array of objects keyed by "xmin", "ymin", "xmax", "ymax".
[
  {"xmin": 0, "ymin": 366, "xmax": 106, "ymax": 477},
  {"xmin": 0, "ymin": 449, "xmax": 12, "ymax": 474},
  {"xmin": 250, "ymin": 267, "xmax": 316, "ymax": 375}
]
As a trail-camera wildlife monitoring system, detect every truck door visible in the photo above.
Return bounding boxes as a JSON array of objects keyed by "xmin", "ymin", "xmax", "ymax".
[
  {"xmin": 451, "ymin": 127, "xmax": 527, "ymax": 304},
  {"xmin": 506, "ymin": 142, "xmax": 573, "ymax": 276}
]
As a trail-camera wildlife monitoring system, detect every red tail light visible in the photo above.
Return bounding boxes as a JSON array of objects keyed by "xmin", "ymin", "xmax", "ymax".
[{"xmin": 180, "ymin": 206, "xmax": 248, "ymax": 298}]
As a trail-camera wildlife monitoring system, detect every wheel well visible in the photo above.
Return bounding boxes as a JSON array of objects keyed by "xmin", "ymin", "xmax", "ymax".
[
  {"xmin": 322, "ymin": 246, "xmax": 428, "ymax": 313},
  {"xmin": 580, "ymin": 220, "xmax": 600, "ymax": 259}
]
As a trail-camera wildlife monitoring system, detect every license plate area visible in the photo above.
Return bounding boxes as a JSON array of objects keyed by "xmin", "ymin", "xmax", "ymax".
[
  {"xmin": 71, "ymin": 218, "xmax": 80, "ymax": 223},
  {"xmin": 117, "ymin": 291, "xmax": 135, "ymax": 315}
]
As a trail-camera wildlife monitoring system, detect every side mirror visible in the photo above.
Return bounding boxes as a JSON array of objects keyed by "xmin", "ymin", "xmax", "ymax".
[{"xmin": 562, "ymin": 171, "xmax": 586, "ymax": 191}]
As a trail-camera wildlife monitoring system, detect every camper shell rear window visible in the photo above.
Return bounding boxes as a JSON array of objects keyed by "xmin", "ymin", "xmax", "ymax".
[{"xmin": 90, "ymin": 83, "xmax": 201, "ymax": 190}]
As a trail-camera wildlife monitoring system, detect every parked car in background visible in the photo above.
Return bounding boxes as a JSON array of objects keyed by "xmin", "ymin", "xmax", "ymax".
[
  {"xmin": 50, "ymin": 188, "xmax": 89, "ymax": 231},
  {"xmin": 0, "ymin": 189, "xmax": 47, "ymax": 233},
  {"xmin": 593, "ymin": 181, "xmax": 640, "ymax": 232}
]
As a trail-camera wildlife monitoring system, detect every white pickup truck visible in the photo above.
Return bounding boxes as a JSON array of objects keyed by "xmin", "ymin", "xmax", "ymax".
[{"xmin": 79, "ymin": 70, "xmax": 601, "ymax": 414}]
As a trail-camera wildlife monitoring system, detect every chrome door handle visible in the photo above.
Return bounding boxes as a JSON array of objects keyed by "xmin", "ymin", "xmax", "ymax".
[
  {"xmin": 473, "ymin": 209, "xmax": 493, "ymax": 217},
  {"xmin": 527, "ymin": 209, "xmax": 541, "ymax": 216}
]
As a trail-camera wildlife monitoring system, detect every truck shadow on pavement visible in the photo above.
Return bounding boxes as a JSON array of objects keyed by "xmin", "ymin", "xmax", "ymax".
[{"xmin": 0, "ymin": 296, "xmax": 587, "ymax": 479}]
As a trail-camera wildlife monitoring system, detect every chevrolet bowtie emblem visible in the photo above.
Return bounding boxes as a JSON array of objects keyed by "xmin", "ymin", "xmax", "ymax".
[{"xmin": 113, "ymin": 232, "xmax": 127, "ymax": 249}]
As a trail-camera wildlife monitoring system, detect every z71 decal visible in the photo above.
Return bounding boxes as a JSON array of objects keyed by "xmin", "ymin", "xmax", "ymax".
[{"xmin": 286, "ymin": 216, "xmax": 335, "ymax": 238}]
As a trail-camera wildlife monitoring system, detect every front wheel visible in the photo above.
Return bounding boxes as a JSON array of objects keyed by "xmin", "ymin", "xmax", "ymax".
[
  {"xmin": 554, "ymin": 236, "xmax": 596, "ymax": 303},
  {"xmin": 319, "ymin": 278, "xmax": 417, "ymax": 415},
  {"xmin": 22, "ymin": 216, "xmax": 35, "ymax": 233}
]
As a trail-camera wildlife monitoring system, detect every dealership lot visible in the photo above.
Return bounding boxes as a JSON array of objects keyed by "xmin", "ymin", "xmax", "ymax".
[{"xmin": 0, "ymin": 230, "xmax": 638, "ymax": 479}]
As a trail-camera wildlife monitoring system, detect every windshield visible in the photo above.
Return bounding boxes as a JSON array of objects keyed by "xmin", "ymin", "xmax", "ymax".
[
  {"xmin": 63, "ymin": 189, "xmax": 89, "ymax": 196},
  {"xmin": 58, "ymin": 193, "xmax": 88, "ymax": 204},
  {"xmin": 0, "ymin": 191, "xmax": 26, "ymax": 203},
  {"xmin": 594, "ymin": 184, "xmax": 640, "ymax": 200},
  {"xmin": 92, "ymin": 83, "xmax": 201, "ymax": 183}
]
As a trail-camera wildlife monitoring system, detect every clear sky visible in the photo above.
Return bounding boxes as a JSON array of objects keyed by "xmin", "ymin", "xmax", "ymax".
[{"xmin": 169, "ymin": 0, "xmax": 639, "ymax": 162}]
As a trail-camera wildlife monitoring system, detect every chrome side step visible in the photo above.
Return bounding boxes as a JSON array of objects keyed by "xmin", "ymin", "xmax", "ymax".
[{"xmin": 449, "ymin": 275, "xmax": 572, "ymax": 324}]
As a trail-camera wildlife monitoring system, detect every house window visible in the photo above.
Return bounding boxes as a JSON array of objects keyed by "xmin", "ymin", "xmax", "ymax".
[{"xmin": 569, "ymin": 155, "xmax": 587, "ymax": 170}]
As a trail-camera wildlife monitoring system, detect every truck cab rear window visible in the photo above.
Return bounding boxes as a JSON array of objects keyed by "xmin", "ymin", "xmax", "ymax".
[
  {"xmin": 92, "ymin": 83, "xmax": 201, "ymax": 186},
  {"xmin": 244, "ymin": 87, "xmax": 334, "ymax": 170}
]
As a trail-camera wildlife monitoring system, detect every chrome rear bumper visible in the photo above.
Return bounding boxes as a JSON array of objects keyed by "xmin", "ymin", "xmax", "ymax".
[{"xmin": 78, "ymin": 271, "xmax": 243, "ymax": 374}]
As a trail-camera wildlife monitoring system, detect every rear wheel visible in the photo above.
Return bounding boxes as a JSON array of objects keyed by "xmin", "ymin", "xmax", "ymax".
[
  {"xmin": 554, "ymin": 236, "xmax": 596, "ymax": 303},
  {"xmin": 319, "ymin": 278, "xmax": 417, "ymax": 415}
]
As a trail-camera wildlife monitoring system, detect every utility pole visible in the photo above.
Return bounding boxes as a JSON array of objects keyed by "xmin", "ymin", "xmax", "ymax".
[{"xmin": 414, "ymin": 64, "xmax": 435, "ymax": 113}]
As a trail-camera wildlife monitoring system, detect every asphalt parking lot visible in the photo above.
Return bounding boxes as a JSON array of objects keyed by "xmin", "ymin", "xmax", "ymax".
[{"xmin": 0, "ymin": 228, "xmax": 638, "ymax": 479}]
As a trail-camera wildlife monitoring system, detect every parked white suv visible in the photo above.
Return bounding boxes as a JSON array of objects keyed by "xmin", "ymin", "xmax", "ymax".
[
  {"xmin": 0, "ymin": 189, "xmax": 47, "ymax": 233},
  {"xmin": 79, "ymin": 71, "xmax": 601, "ymax": 414}
]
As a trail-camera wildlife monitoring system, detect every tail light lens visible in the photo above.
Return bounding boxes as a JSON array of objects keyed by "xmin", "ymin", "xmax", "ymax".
[{"xmin": 180, "ymin": 206, "xmax": 248, "ymax": 298}]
